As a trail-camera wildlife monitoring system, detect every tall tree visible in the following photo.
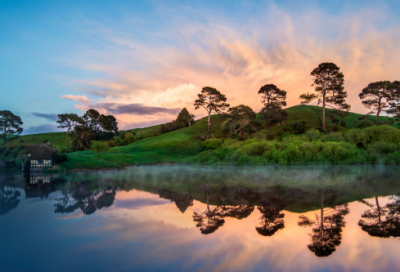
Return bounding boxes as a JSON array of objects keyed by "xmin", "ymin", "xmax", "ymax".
[
  {"xmin": 57, "ymin": 113, "xmax": 85, "ymax": 153},
  {"xmin": 258, "ymin": 84, "xmax": 288, "ymax": 125},
  {"xmin": 359, "ymin": 81, "xmax": 400, "ymax": 125},
  {"xmin": 228, "ymin": 105, "xmax": 256, "ymax": 139},
  {"xmin": 176, "ymin": 108, "xmax": 195, "ymax": 127},
  {"xmin": 0, "ymin": 110, "xmax": 23, "ymax": 142},
  {"xmin": 194, "ymin": 87, "xmax": 230, "ymax": 139},
  {"xmin": 298, "ymin": 190, "xmax": 349, "ymax": 257},
  {"xmin": 99, "ymin": 115, "xmax": 118, "ymax": 134},
  {"xmin": 300, "ymin": 62, "xmax": 350, "ymax": 130},
  {"xmin": 82, "ymin": 109, "xmax": 101, "ymax": 132}
]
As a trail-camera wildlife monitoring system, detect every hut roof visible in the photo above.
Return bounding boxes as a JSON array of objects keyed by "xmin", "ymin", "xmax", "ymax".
[{"xmin": 26, "ymin": 144, "xmax": 57, "ymax": 160}]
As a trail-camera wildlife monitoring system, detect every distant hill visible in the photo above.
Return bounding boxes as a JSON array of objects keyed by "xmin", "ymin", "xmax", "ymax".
[{"xmin": 0, "ymin": 105, "xmax": 396, "ymax": 168}]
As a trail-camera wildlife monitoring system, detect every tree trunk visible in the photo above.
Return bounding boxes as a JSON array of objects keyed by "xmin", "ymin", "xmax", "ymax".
[
  {"xmin": 65, "ymin": 128, "xmax": 70, "ymax": 153},
  {"xmin": 2, "ymin": 133, "xmax": 6, "ymax": 143},
  {"xmin": 375, "ymin": 196, "xmax": 381, "ymax": 223},
  {"xmin": 322, "ymin": 92, "xmax": 326, "ymax": 130},
  {"xmin": 320, "ymin": 190, "xmax": 324, "ymax": 237},
  {"xmin": 376, "ymin": 99, "xmax": 381, "ymax": 126},
  {"xmin": 188, "ymin": 118, "xmax": 191, "ymax": 126},
  {"xmin": 207, "ymin": 113, "xmax": 211, "ymax": 139}
]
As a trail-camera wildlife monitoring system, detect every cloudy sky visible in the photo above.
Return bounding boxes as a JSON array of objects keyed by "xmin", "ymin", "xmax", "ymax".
[{"xmin": 1, "ymin": 0, "xmax": 400, "ymax": 134}]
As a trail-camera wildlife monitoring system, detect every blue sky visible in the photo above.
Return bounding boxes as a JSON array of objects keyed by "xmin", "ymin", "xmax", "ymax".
[{"xmin": 1, "ymin": 0, "xmax": 400, "ymax": 134}]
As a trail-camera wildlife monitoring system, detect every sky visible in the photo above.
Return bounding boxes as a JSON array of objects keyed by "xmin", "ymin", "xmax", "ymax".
[{"xmin": 1, "ymin": 0, "xmax": 400, "ymax": 134}]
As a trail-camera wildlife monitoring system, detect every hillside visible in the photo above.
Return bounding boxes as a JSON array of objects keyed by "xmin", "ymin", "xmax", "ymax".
[{"xmin": 0, "ymin": 105, "xmax": 398, "ymax": 169}]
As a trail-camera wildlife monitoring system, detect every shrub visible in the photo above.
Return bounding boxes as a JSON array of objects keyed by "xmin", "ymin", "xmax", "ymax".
[
  {"xmin": 53, "ymin": 152, "xmax": 69, "ymax": 164},
  {"xmin": 344, "ymin": 129, "xmax": 369, "ymax": 147},
  {"xmin": 321, "ymin": 132, "xmax": 344, "ymax": 142},
  {"xmin": 91, "ymin": 140, "xmax": 110, "ymax": 155},
  {"xmin": 363, "ymin": 125, "xmax": 400, "ymax": 145},
  {"xmin": 202, "ymin": 139, "xmax": 223, "ymax": 150},
  {"xmin": 356, "ymin": 120, "xmax": 375, "ymax": 129},
  {"xmin": 286, "ymin": 122, "xmax": 307, "ymax": 134},
  {"xmin": 106, "ymin": 140, "xmax": 116, "ymax": 147},
  {"xmin": 124, "ymin": 132, "xmax": 134, "ymax": 140},
  {"xmin": 305, "ymin": 129, "xmax": 320, "ymax": 141}
]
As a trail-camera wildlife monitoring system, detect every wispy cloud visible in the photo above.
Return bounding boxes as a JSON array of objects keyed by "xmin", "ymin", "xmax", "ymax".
[
  {"xmin": 32, "ymin": 112, "xmax": 58, "ymax": 122},
  {"xmin": 90, "ymin": 103, "xmax": 181, "ymax": 116},
  {"xmin": 22, "ymin": 124, "xmax": 66, "ymax": 135},
  {"xmin": 60, "ymin": 94, "xmax": 92, "ymax": 103}
]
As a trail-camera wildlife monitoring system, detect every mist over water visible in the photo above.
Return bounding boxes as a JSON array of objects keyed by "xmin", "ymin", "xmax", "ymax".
[{"xmin": 1, "ymin": 165, "xmax": 399, "ymax": 272}]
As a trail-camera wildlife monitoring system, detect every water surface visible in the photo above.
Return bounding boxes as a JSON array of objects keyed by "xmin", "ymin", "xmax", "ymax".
[{"xmin": 1, "ymin": 165, "xmax": 399, "ymax": 272}]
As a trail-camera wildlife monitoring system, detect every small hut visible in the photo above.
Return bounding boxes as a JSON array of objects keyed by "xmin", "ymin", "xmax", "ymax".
[{"xmin": 23, "ymin": 144, "xmax": 57, "ymax": 172}]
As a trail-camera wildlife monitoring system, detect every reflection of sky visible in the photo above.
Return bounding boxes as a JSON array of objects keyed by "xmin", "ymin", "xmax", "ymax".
[{"xmin": 0, "ymin": 189, "xmax": 399, "ymax": 272}]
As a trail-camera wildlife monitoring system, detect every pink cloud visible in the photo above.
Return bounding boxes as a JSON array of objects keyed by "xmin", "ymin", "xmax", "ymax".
[{"xmin": 60, "ymin": 94, "xmax": 92, "ymax": 103}]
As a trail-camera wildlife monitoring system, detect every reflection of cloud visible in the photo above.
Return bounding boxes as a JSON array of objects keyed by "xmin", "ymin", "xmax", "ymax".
[
  {"xmin": 60, "ymin": 94, "xmax": 92, "ymax": 103},
  {"xmin": 114, "ymin": 198, "xmax": 170, "ymax": 210},
  {"xmin": 22, "ymin": 124, "xmax": 66, "ymax": 135},
  {"xmin": 32, "ymin": 112, "xmax": 58, "ymax": 122}
]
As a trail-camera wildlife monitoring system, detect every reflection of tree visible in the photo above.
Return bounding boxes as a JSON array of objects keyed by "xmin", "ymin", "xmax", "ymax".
[
  {"xmin": 55, "ymin": 183, "xmax": 117, "ymax": 215},
  {"xmin": 256, "ymin": 199, "xmax": 285, "ymax": 236},
  {"xmin": 220, "ymin": 187, "xmax": 254, "ymax": 220},
  {"xmin": 358, "ymin": 196, "xmax": 400, "ymax": 238},
  {"xmin": 193, "ymin": 186, "xmax": 225, "ymax": 235},
  {"xmin": 298, "ymin": 190, "xmax": 349, "ymax": 257},
  {"xmin": 0, "ymin": 184, "xmax": 21, "ymax": 216},
  {"xmin": 158, "ymin": 190, "xmax": 193, "ymax": 213}
]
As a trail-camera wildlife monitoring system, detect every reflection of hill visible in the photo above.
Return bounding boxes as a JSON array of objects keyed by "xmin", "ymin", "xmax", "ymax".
[
  {"xmin": 0, "ymin": 184, "xmax": 21, "ymax": 215},
  {"xmin": 158, "ymin": 189, "xmax": 193, "ymax": 213}
]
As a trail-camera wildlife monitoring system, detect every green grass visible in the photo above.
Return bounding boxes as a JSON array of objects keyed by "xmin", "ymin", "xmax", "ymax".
[{"xmin": 2, "ymin": 105, "xmax": 400, "ymax": 170}]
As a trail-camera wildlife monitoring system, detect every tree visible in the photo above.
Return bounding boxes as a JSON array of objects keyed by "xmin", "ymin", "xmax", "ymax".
[
  {"xmin": 82, "ymin": 109, "xmax": 101, "ymax": 132},
  {"xmin": 57, "ymin": 113, "xmax": 85, "ymax": 153},
  {"xmin": 256, "ymin": 200, "xmax": 285, "ymax": 237},
  {"xmin": 297, "ymin": 190, "xmax": 349, "ymax": 257},
  {"xmin": 99, "ymin": 115, "xmax": 118, "ymax": 134},
  {"xmin": 194, "ymin": 87, "xmax": 230, "ymax": 139},
  {"xmin": 0, "ymin": 110, "xmax": 23, "ymax": 142},
  {"xmin": 359, "ymin": 81, "xmax": 400, "ymax": 125},
  {"xmin": 300, "ymin": 62, "xmax": 350, "ymax": 130},
  {"xmin": 228, "ymin": 105, "xmax": 256, "ymax": 138},
  {"xmin": 258, "ymin": 84, "xmax": 288, "ymax": 125},
  {"xmin": 91, "ymin": 140, "xmax": 110, "ymax": 156},
  {"xmin": 176, "ymin": 108, "xmax": 195, "ymax": 127}
]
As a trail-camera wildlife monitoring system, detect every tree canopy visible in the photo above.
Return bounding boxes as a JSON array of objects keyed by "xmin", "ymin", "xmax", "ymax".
[
  {"xmin": 0, "ymin": 110, "xmax": 23, "ymax": 142},
  {"xmin": 258, "ymin": 84, "xmax": 288, "ymax": 125},
  {"xmin": 194, "ymin": 87, "xmax": 230, "ymax": 139},
  {"xmin": 228, "ymin": 105, "xmax": 256, "ymax": 138},
  {"xmin": 300, "ymin": 62, "xmax": 350, "ymax": 130},
  {"xmin": 176, "ymin": 107, "xmax": 195, "ymax": 127},
  {"xmin": 359, "ymin": 81, "xmax": 400, "ymax": 125}
]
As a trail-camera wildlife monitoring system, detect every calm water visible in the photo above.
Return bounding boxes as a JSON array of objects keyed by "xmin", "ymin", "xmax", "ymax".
[{"xmin": 1, "ymin": 165, "xmax": 399, "ymax": 272}]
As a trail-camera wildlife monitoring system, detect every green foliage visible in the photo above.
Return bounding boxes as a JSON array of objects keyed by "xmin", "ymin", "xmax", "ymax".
[
  {"xmin": 53, "ymin": 152, "xmax": 69, "ymax": 164},
  {"xmin": 106, "ymin": 140, "xmax": 116, "ymax": 147},
  {"xmin": 286, "ymin": 122, "xmax": 307, "ymax": 134},
  {"xmin": 202, "ymin": 139, "xmax": 223, "ymax": 150},
  {"xmin": 356, "ymin": 120, "xmax": 375, "ymax": 129},
  {"xmin": 91, "ymin": 140, "xmax": 110, "ymax": 155},
  {"xmin": 124, "ymin": 132, "xmax": 134, "ymax": 140},
  {"xmin": 321, "ymin": 132, "xmax": 344, "ymax": 142},
  {"xmin": 305, "ymin": 129, "xmax": 320, "ymax": 141}
]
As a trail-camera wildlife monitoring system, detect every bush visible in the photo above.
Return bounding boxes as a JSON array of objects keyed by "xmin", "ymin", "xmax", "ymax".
[
  {"xmin": 305, "ymin": 129, "xmax": 320, "ymax": 141},
  {"xmin": 356, "ymin": 120, "xmax": 375, "ymax": 129},
  {"xmin": 363, "ymin": 125, "xmax": 400, "ymax": 144},
  {"xmin": 321, "ymin": 132, "xmax": 344, "ymax": 142},
  {"xmin": 124, "ymin": 132, "xmax": 134, "ymax": 140},
  {"xmin": 91, "ymin": 140, "xmax": 110, "ymax": 155},
  {"xmin": 106, "ymin": 140, "xmax": 116, "ymax": 147},
  {"xmin": 53, "ymin": 152, "xmax": 69, "ymax": 164},
  {"xmin": 286, "ymin": 122, "xmax": 307, "ymax": 134},
  {"xmin": 202, "ymin": 139, "xmax": 223, "ymax": 150}
]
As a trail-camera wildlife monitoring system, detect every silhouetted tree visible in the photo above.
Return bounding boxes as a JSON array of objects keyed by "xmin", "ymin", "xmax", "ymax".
[
  {"xmin": 99, "ymin": 115, "xmax": 118, "ymax": 134},
  {"xmin": 298, "ymin": 190, "xmax": 349, "ymax": 257},
  {"xmin": 358, "ymin": 196, "xmax": 400, "ymax": 238},
  {"xmin": 194, "ymin": 87, "xmax": 230, "ymax": 139},
  {"xmin": 193, "ymin": 186, "xmax": 225, "ymax": 234},
  {"xmin": 256, "ymin": 200, "xmax": 285, "ymax": 236},
  {"xmin": 57, "ymin": 113, "xmax": 85, "ymax": 153},
  {"xmin": 300, "ymin": 63, "xmax": 350, "ymax": 130},
  {"xmin": 0, "ymin": 110, "xmax": 23, "ymax": 142},
  {"xmin": 258, "ymin": 84, "xmax": 288, "ymax": 125},
  {"xmin": 359, "ymin": 81, "xmax": 400, "ymax": 125},
  {"xmin": 228, "ymin": 105, "xmax": 256, "ymax": 138},
  {"xmin": 176, "ymin": 108, "xmax": 195, "ymax": 127},
  {"xmin": 83, "ymin": 109, "xmax": 101, "ymax": 132}
]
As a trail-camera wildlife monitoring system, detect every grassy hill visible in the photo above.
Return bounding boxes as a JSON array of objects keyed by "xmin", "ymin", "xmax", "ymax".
[{"xmin": 1, "ymin": 105, "xmax": 398, "ymax": 169}]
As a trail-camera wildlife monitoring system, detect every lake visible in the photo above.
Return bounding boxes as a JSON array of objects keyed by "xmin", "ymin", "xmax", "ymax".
[{"xmin": 0, "ymin": 165, "xmax": 399, "ymax": 272}]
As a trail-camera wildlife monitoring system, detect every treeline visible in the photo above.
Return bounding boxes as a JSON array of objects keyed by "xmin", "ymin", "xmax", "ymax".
[
  {"xmin": 194, "ymin": 62, "xmax": 400, "ymax": 140},
  {"xmin": 159, "ymin": 108, "xmax": 195, "ymax": 134}
]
